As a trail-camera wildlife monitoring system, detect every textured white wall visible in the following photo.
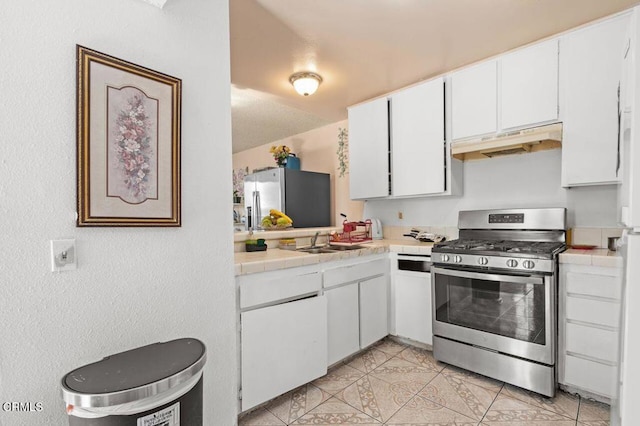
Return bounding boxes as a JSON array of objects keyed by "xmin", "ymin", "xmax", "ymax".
[
  {"xmin": 365, "ymin": 149, "xmax": 619, "ymax": 228},
  {"xmin": 0, "ymin": 0, "xmax": 236, "ymax": 425}
]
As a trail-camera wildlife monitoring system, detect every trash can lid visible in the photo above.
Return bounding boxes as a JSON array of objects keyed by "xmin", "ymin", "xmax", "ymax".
[{"xmin": 61, "ymin": 338, "xmax": 206, "ymax": 408}]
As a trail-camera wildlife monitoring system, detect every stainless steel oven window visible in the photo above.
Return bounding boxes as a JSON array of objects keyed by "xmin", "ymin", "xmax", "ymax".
[{"xmin": 434, "ymin": 270, "xmax": 546, "ymax": 345}]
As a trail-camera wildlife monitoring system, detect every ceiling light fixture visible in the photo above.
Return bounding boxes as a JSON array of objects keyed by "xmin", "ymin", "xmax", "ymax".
[{"xmin": 289, "ymin": 71, "xmax": 323, "ymax": 96}]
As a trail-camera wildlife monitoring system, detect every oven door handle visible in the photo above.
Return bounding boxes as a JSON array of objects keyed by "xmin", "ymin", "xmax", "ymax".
[{"xmin": 431, "ymin": 266, "xmax": 544, "ymax": 285}]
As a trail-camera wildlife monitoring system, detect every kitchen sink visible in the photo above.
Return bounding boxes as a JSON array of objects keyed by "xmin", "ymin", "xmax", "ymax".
[
  {"xmin": 297, "ymin": 247, "xmax": 337, "ymax": 254},
  {"xmin": 297, "ymin": 245, "xmax": 363, "ymax": 254},
  {"xmin": 326, "ymin": 245, "xmax": 362, "ymax": 251}
]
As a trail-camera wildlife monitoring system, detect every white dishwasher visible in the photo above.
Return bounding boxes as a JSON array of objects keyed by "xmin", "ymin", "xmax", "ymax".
[{"xmin": 391, "ymin": 253, "xmax": 433, "ymax": 346}]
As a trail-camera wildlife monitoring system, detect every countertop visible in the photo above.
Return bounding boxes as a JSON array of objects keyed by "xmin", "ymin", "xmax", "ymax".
[
  {"xmin": 234, "ymin": 238, "xmax": 435, "ymax": 275},
  {"xmin": 559, "ymin": 248, "xmax": 623, "ymax": 268},
  {"xmin": 234, "ymin": 240, "xmax": 623, "ymax": 276}
]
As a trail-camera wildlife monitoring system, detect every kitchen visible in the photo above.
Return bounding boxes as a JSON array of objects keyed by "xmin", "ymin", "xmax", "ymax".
[
  {"xmin": 234, "ymin": 1, "xmax": 636, "ymax": 424},
  {"xmin": 2, "ymin": 1, "xmax": 639, "ymax": 426}
]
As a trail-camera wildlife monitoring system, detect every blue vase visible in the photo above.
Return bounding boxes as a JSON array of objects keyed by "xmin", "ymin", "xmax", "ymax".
[{"xmin": 285, "ymin": 154, "xmax": 300, "ymax": 170}]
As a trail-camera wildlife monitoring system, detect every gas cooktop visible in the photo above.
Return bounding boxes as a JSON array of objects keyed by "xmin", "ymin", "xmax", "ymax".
[{"xmin": 433, "ymin": 239, "xmax": 566, "ymax": 259}]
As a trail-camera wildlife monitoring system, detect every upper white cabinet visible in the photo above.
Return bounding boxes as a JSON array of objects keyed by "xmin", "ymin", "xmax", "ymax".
[
  {"xmin": 349, "ymin": 78, "xmax": 456, "ymax": 200},
  {"xmin": 390, "ymin": 78, "xmax": 445, "ymax": 196},
  {"xmin": 500, "ymin": 39, "xmax": 559, "ymax": 130},
  {"xmin": 450, "ymin": 39, "xmax": 559, "ymax": 141},
  {"xmin": 560, "ymin": 14, "xmax": 630, "ymax": 187},
  {"xmin": 348, "ymin": 98, "xmax": 389, "ymax": 200},
  {"xmin": 451, "ymin": 60, "xmax": 498, "ymax": 140}
]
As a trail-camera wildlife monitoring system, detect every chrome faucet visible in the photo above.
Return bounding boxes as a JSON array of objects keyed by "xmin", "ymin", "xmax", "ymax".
[{"xmin": 310, "ymin": 231, "xmax": 320, "ymax": 248}]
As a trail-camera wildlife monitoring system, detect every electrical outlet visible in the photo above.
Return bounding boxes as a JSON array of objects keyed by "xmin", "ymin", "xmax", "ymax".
[
  {"xmin": 50, "ymin": 239, "xmax": 77, "ymax": 272},
  {"xmin": 398, "ymin": 211, "xmax": 403, "ymax": 220}
]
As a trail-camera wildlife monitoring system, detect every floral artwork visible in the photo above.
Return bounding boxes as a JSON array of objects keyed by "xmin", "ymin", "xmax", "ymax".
[
  {"xmin": 233, "ymin": 167, "xmax": 248, "ymax": 199},
  {"xmin": 107, "ymin": 87, "xmax": 158, "ymax": 204},
  {"xmin": 337, "ymin": 127, "xmax": 349, "ymax": 177},
  {"xmin": 77, "ymin": 45, "xmax": 181, "ymax": 227}
]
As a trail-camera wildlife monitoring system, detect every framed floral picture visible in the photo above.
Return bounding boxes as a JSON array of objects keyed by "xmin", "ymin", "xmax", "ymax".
[{"xmin": 76, "ymin": 45, "xmax": 181, "ymax": 226}]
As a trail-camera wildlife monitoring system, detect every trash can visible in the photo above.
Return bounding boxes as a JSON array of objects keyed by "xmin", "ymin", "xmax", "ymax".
[{"xmin": 61, "ymin": 338, "xmax": 206, "ymax": 426}]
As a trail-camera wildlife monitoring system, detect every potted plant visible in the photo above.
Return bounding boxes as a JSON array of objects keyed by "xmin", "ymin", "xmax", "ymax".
[{"xmin": 269, "ymin": 145, "xmax": 291, "ymax": 167}]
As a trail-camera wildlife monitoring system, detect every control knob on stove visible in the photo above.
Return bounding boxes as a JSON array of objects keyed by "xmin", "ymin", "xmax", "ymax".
[
  {"xmin": 506, "ymin": 259, "xmax": 519, "ymax": 268},
  {"xmin": 523, "ymin": 260, "xmax": 535, "ymax": 269},
  {"xmin": 453, "ymin": 255, "xmax": 462, "ymax": 263},
  {"xmin": 440, "ymin": 254, "xmax": 450, "ymax": 262},
  {"xmin": 478, "ymin": 257, "xmax": 488, "ymax": 265}
]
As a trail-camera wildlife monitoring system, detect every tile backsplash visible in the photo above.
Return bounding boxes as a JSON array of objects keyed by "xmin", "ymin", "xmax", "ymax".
[{"xmin": 572, "ymin": 227, "xmax": 623, "ymax": 248}]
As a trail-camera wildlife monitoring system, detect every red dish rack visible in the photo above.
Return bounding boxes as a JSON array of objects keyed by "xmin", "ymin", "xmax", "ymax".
[{"xmin": 330, "ymin": 219, "xmax": 373, "ymax": 245}]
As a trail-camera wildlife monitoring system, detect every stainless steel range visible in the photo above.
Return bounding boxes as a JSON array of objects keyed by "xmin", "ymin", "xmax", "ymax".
[{"xmin": 431, "ymin": 208, "xmax": 566, "ymax": 397}]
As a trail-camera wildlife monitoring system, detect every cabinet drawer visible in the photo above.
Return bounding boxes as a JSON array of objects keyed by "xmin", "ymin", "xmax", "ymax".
[
  {"xmin": 566, "ymin": 271, "xmax": 621, "ymax": 300},
  {"xmin": 324, "ymin": 260, "xmax": 387, "ymax": 289},
  {"xmin": 240, "ymin": 272, "xmax": 321, "ymax": 309},
  {"xmin": 565, "ymin": 296, "xmax": 620, "ymax": 328},
  {"xmin": 566, "ymin": 322, "xmax": 619, "ymax": 363},
  {"xmin": 564, "ymin": 354, "xmax": 616, "ymax": 398}
]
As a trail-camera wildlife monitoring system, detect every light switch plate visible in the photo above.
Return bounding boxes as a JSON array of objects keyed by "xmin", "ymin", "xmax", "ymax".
[{"xmin": 50, "ymin": 239, "xmax": 76, "ymax": 272}]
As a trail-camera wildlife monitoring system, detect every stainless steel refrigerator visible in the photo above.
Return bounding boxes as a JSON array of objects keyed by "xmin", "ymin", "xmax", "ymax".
[{"xmin": 244, "ymin": 168, "xmax": 330, "ymax": 229}]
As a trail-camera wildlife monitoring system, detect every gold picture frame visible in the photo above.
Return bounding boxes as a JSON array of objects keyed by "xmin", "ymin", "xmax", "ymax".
[{"xmin": 77, "ymin": 45, "xmax": 181, "ymax": 226}]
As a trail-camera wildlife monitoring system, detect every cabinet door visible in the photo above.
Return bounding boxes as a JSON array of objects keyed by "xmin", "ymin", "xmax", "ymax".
[
  {"xmin": 394, "ymin": 271, "xmax": 432, "ymax": 345},
  {"xmin": 241, "ymin": 296, "xmax": 328, "ymax": 411},
  {"xmin": 561, "ymin": 15, "xmax": 629, "ymax": 186},
  {"xmin": 348, "ymin": 98, "xmax": 389, "ymax": 200},
  {"xmin": 359, "ymin": 275, "xmax": 388, "ymax": 348},
  {"xmin": 391, "ymin": 78, "xmax": 445, "ymax": 196},
  {"xmin": 451, "ymin": 60, "xmax": 498, "ymax": 140},
  {"xmin": 501, "ymin": 39, "xmax": 559, "ymax": 130},
  {"xmin": 326, "ymin": 283, "xmax": 360, "ymax": 365}
]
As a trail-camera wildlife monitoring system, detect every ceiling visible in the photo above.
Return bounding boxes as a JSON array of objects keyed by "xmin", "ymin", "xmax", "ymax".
[{"xmin": 230, "ymin": 0, "xmax": 639, "ymax": 153}]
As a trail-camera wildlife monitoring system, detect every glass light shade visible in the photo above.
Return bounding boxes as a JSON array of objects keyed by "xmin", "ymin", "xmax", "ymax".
[{"xmin": 289, "ymin": 72, "xmax": 322, "ymax": 96}]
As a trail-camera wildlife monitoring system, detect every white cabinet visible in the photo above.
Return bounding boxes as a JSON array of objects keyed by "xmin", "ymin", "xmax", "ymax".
[
  {"xmin": 239, "ymin": 267, "xmax": 327, "ymax": 411},
  {"xmin": 325, "ymin": 283, "xmax": 360, "ymax": 365},
  {"xmin": 323, "ymin": 257, "xmax": 389, "ymax": 363},
  {"xmin": 348, "ymin": 98, "xmax": 389, "ymax": 200},
  {"xmin": 451, "ymin": 60, "xmax": 498, "ymax": 140},
  {"xmin": 390, "ymin": 78, "xmax": 446, "ymax": 196},
  {"xmin": 450, "ymin": 39, "xmax": 559, "ymax": 142},
  {"xmin": 500, "ymin": 39, "xmax": 559, "ymax": 130},
  {"xmin": 349, "ymin": 79, "xmax": 460, "ymax": 200},
  {"xmin": 360, "ymin": 275, "xmax": 389, "ymax": 348},
  {"xmin": 241, "ymin": 295, "xmax": 327, "ymax": 411},
  {"xmin": 393, "ymin": 270, "xmax": 432, "ymax": 345},
  {"xmin": 559, "ymin": 263, "xmax": 623, "ymax": 400},
  {"xmin": 561, "ymin": 14, "xmax": 629, "ymax": 187}
]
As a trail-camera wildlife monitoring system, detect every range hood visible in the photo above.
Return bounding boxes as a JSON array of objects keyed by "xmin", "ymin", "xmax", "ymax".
[{"xmin": 452, "ymin": 123, "xmax": 562, "ymax": 161}]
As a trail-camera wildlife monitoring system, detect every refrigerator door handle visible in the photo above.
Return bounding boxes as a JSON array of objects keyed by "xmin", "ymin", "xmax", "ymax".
[
  {"xmin": 253, "ymin": 191, "xmax": 262, "ymax": 229},
  {"xmin": 617, "ymin": 82, "xmax": 622, "ymax": 178}
]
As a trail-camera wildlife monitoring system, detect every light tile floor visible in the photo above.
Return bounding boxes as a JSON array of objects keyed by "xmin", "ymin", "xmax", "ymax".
[{"xmin": 239, "ymin": 337, "xmax": 611, "ymax": 426}]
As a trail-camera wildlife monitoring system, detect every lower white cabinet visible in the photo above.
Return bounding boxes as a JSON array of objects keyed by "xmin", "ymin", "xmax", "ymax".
[
  {"xmin": 559, "ymin": 263, "xmax": 623, "ymax": 399},
  {"xmin": 360, "ymin": 275, "xmax": 389, "ymax": 348},
  {"xmin": 324, "ymin": 256, "xmax": 390, "ymax": 365},
  {"xmin": 241, "ymin": 295, "xmax": 328, "ymax": 411},
  {"xmin": 326, "ymin": 283, "xmax": 360, "ymax": 365},
  {"xmin": 393, "ymin": 270, "xmax": 432, "ymax": 345}
]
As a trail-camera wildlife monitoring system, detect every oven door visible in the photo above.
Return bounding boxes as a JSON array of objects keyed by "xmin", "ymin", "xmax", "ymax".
[{"xmin": 432, "ymin": 266, "xmax": 555, "ymax": 365}]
